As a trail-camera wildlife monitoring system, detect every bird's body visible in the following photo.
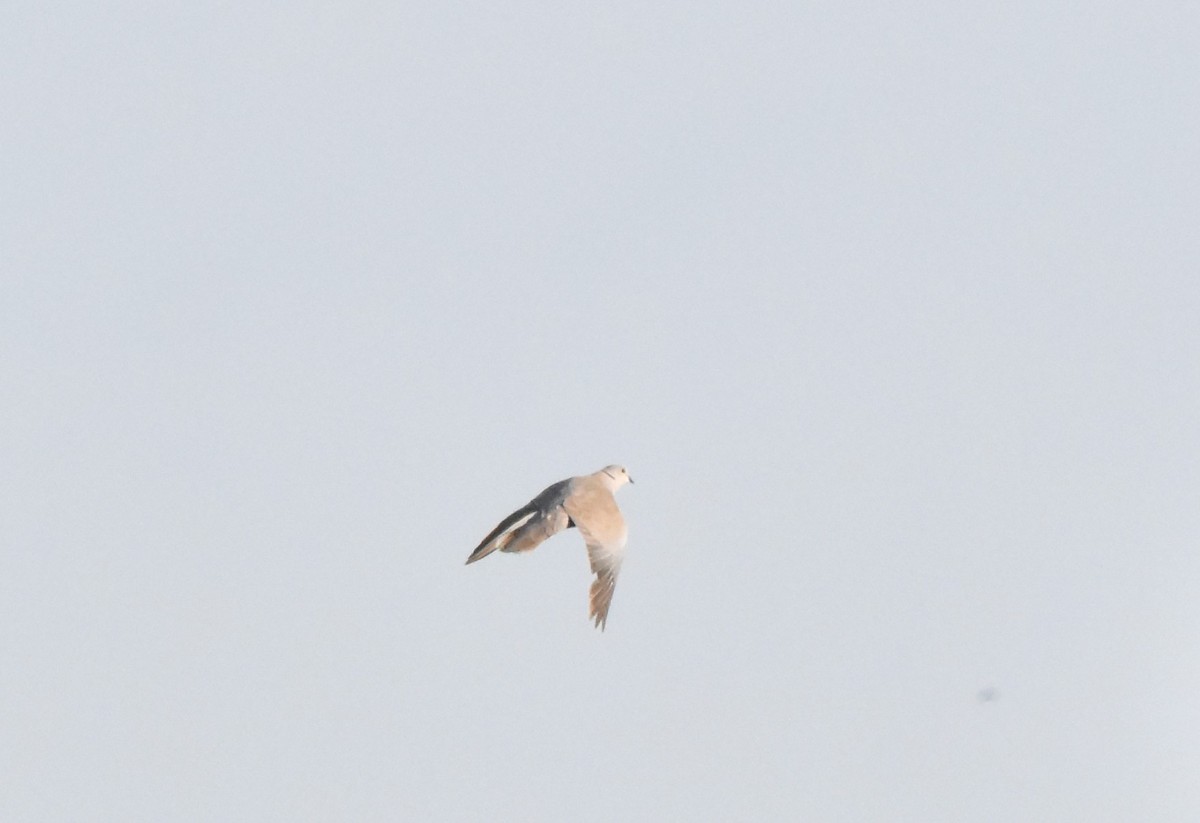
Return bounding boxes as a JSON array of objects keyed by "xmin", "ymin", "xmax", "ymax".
[{"xmin": 466, "ymin": 465, "xmax": 633, "ymax": 630}]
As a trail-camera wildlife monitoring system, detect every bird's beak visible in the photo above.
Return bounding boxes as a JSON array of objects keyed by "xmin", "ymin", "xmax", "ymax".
[{"xmin": 628, "ymin": 476, "xmax": 635, "ymax": 484}]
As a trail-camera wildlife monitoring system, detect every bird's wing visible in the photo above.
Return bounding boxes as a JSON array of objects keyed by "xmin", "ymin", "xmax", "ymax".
[
  {"xmin": 465, "ymin": 479, "xmax": 573, "ymax": 564},
  {"xmin": 563, "ymin": 480, "xmax": 627, "ymax": 631}
]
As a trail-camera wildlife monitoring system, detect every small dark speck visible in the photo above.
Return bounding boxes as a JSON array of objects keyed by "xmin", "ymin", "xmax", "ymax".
[{"xmin": 977, "ymin": 687, "xmax": 998, "ymax": 703}]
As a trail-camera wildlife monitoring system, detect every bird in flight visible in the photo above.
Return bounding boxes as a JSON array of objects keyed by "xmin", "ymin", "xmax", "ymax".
[{"xmin": 466, "ymin": 465, "xmax": 633, "ymax": 630}]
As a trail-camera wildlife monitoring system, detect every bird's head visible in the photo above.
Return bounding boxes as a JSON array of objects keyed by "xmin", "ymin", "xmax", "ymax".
[{"xmin": 599, "ymin": 464, "xmax": 634, "ymax": 490}]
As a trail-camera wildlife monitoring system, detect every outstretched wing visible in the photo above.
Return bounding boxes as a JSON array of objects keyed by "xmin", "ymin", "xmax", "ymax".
[
  {"xmin": 465, "ymin": 479, "xmax": 573, "ymax": 565},
  {"xmin": 563, "ymin": 484, "xmax": 627, "ymax": 630}
]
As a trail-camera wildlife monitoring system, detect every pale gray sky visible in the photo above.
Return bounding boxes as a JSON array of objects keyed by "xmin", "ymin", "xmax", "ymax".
[{"xmin": 2, "ymin": 3, "xmax": 1197, "ymax": 821}]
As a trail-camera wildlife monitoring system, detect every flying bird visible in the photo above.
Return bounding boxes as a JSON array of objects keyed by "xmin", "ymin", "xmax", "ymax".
[{"xmin": 466, "ymin": 465, "xmax": 633, "ymax": 630}]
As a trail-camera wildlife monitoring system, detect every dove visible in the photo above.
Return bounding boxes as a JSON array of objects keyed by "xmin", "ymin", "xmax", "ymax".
[{"xmin": 466, "ymin": 465, "xmax": 633, "ymax": 630}]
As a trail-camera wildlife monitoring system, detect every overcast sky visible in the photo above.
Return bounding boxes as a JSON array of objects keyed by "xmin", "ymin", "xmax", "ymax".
[{"xmin": 2, "ymin": 3, "xmax": 1197, "ymax": 821}]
